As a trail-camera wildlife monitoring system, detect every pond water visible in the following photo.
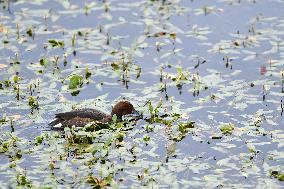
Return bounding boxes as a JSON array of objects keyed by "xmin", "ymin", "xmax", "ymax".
[{"xmin": 0, "ymin": 0, "xmax": 284, "ymax": 188}]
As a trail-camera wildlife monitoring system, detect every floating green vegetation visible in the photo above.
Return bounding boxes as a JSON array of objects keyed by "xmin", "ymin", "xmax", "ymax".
[
  {"xmin": 68, "ymin": 74, "xmax": 83, "ymax": 90},
  {"xmin": 220, "ymin": 123, "xmax": 235, "ymax": 135},
  {"xmin": 0, "ymin": 0, "xmax": 284, "ymax": 188},
  {"xmin": 48, "ymin": 39, "xmax": 65, "ymax": 48},
  {"xmin": 85, "ymin": 67, "xmax": 92, "ymax": 79},
  {"xmin": 271, "ymin": 171, "xmax": 284, "ymax": 182}
]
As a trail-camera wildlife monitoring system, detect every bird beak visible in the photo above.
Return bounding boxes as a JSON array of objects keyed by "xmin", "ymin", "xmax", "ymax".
[{"xmin": 132, "ymin": 109, "xmax": 142, "ymax": 119}]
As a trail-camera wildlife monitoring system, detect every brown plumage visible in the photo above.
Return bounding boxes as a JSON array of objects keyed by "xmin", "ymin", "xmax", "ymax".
[{"xmin": 49, "ymin": 101, "xmax": 139, "ymax": 129}]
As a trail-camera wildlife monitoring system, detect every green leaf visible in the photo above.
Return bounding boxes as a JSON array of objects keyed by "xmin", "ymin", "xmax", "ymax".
[
  {"xmin": 178, "ymin": 122, "xmax": 195, "ymax": 133},
  {"xmin": 69, "ymin": 75, "xmax": 83, "ymax": 89},
  {"xmin": 39, "ymin": 58, "xmax": 48, "ymax": 66},
  {"xmin": 220, "ymin": 123, "xmax": 234, "ymax": 135},
  {"xmin": 13, "ymin": 75, "xmax": 20, "ymax": 83},
  {"xmin": 26, "ymin": 28, "xmax": 33, "ymax": 37},
  {"xmin": 35, "ymin": 136, "xmax": 43, "ymax": 145},
  {"xmin": 111, "ymin": 63, "xmax": 119, "ymax": 71},
  {"xmin": 48, "ymin": 39, "xmax": 64, "ymax": 48},
  {"xmin": 278, "ymin": 174, "xmax": 284, "ymax": 181},
  {"xmin": 85, "ymin": 67, "xmax": 92, "ymax": 79}
]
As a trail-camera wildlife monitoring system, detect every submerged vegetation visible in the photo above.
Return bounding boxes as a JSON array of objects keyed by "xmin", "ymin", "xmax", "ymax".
[{"xmin": 0, "ymin": 0, "xmax": 284, "ymax": 188}]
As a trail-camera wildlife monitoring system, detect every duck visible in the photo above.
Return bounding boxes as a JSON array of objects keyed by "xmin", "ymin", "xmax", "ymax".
[{"xmin": 49, "ymin": 101, "xmax": 139, "ymax": 129}]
